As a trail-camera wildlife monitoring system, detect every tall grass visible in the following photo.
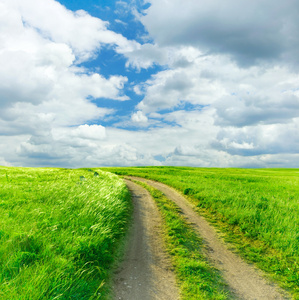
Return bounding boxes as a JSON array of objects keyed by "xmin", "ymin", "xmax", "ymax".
[
  {"xmin": 105, "ymin": 167, "xmax": 299, "ymax": 298},
  {"xmin": 0, "ymin": 167, "xmax": 132, "ymax": 299}
]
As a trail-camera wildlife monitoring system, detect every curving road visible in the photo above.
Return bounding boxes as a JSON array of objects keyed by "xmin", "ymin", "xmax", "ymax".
[{"xmin": 127, "ymin": 176, "xmax": 290, "ymax": 300}]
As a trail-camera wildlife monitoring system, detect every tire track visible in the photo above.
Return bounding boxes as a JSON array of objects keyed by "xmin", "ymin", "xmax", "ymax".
[
  {"xmin": 112, "ymin": 179, "xmax": 179, "ymax": 300},
  {"xmin": 128, "ymin": 176, "xmax": 290, "ymax": 300}
]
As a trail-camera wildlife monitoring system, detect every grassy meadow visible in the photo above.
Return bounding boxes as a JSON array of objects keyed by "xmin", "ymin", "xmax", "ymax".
[
  {"xmin": 0, "ymin": 167, "xmax": 132, "ymax": 299},
  {"xmin": 105, "ymin": 167, "xmax": 299, "ymax": 298}
]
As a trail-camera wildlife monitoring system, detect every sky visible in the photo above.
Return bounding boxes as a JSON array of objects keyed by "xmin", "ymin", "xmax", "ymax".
[{"xmin": 0, "ymin": 0, "xmax": 299, "ymax": 168}]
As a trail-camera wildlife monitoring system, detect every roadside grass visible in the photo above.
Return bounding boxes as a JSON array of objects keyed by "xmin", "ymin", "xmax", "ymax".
[
  {"xmin": 0, "ymin": 167, "xmax": 132, "ymax": 300},
  {"xmin": 133, "ymin": 179, "xmax": 233, "ymax": 300},
  {"xmin": 104, "ymin": 167, "xmax": 299, "ymax": 299}
]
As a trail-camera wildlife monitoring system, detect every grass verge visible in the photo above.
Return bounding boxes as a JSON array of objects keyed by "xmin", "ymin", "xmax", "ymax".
[
  {"xmin": 0, "ymin": 167, "xmax": 132, "ymax": 300},
  {"xmin": 133, "ymin": 179, "xmax": 233, "ymax": 300}
]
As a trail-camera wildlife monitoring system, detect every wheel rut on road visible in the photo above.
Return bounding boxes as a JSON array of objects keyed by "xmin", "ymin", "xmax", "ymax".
[
  {"xmin": 112, "ymin": 179, "xmax": 179, "ymax": 300},
  {"xmin": 127, "ymin": 176, "xmax": 290, "ymax": 300}
]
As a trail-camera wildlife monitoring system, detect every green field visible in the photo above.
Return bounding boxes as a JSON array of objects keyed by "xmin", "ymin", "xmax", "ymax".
[
  {"xmin": 105, "ymin": 167, "xmax": 299, "ymax": 298},
  {"xmin": 1, "ymin": 166, "xmax": 298, "ymax": 299},
  {"xmin": 0, "ymin": 167, "xmax": 132, "ymax": 299}
]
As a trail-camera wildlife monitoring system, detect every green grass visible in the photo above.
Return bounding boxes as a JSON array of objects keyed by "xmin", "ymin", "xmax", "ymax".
[
  {"xmin": 104, "ymin": 167, "xmax": 299, "ymax": 299},
  {"xmin": 0, "ymin": 167, "xmax": 132, "ymax": 300},
  {"xmin": 134, "ymin": 180, "xmax": 232, "ymax": 299}
]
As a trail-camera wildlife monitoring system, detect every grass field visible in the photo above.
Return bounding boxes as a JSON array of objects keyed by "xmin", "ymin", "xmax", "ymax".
[
  {"xmin": 105, "ymin": 167, "xmax": 299, "ymax": 299},
  {"xmin": 1, "ymin": 166, "xmax": 298, "ymax": 299},
  {"xmin": 0, "ymin": 167, "xmax": 132, "ymax": 299}
]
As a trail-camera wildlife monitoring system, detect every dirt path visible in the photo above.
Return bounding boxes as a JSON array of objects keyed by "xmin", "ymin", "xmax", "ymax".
[
  {"xmin": 129, "ymin": 176, "xmax": 290, "ymax": 300},
  {"xmin": 112, "ymin": 179, "xmax": 179, "ymax": 300}
]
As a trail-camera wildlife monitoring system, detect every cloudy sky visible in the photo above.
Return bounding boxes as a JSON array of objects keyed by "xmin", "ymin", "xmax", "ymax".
[{"xmin": 1, "ymin": 0, "xmax": 299, "ymax": 168}]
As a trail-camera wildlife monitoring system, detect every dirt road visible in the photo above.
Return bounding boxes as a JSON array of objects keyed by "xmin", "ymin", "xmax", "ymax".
[
  {"xmin": 128, "ymin": 176, "xmax": 289, "ymax": 300},
  {"xmin": 112, "ymin": 179, "xmax": 179, "ymax": 300}
]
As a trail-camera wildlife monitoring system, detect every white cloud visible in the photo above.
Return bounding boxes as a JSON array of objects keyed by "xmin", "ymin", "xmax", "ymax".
[
  {"xmin": 1, "ymin": 0, "xmax": 299, "ymax": 169},
  {"xmin": 131, "ymin": 56, "xmax": 299, "ymax": 166},
  {"xmin": 0, "ymin": 1, "xmax": 131, "ymax": 110},
  {"xmin": 121, "ymin": 0, "xmax": 299, "ymax": 168},
  {"xmin": 0, "ymin": 0, "xmax": 132, "ymax": 137},
  {"xmin": 6, "ymin": 0, "xmax": 138, "ymax": 61},
  {"xmin": 13, "ymin": 127, "xmax": 161, "ymax": 167},
  {"xmin": 124, "ymin": 43, "xmax": 168, "ymax": 69},
  {"xmin": 131, "ymin": 111, "xmax": 148, "ymax": 123},
  {"xmin": 212, "ymin": 119, "xmax": 299, "ymax": 156},
  {"xmin": 140, "ymin": 0, "xmax": 299, "ymax": 66},
  {"xmin": 3, "ymin": 112, "xmax": 299, "ymax": 168},
  {"xmin": 0, "ymin": 0, "xmax": 138, "ymax": 167},
  {"xmin": 135, "ymin": 53, "xmax": 236, "ymax": 113},
  {"xmin": 71, "ymin": 124, "xmax": 106, "ymax": 140}
]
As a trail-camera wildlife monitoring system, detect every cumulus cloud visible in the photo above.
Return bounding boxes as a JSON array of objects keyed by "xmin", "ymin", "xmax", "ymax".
[
  {"xmin": 1, "ymin": 0, "xmax": 299, "ymax": 168},
  {"xmin": 140, "ymin": 0, "xmax": 299, "ymax": 66},
  {"xmin": 0, "ymin": 0, "xmax": 131, "ymax": 106},
  {"xmin": 7, "ymin": 0, "xmax": 138, "ymax": 61},
  {"xmin": 0, "ymin": 0, "xmax": 132, "ymax": 138},
  {"xmin": 132, "ymin": 50, "xmax": 299, "ymax": 166},
  {"xmin": 214, "ymin": 93, "xmax": 299, "ymax": 127},
  {"xmin": 124, "ymin": 43, "xmax": 168, "ymax": 69},
  {"xmin": 13, "ymin": 127, "xmax": 161, "ymax": 167},
  {"xmin": 134, "ymin": 53, "xmax": 239, "ymax": 113},
  {"xmin": 70, "ymin": 125, "xmax": 106, "ymax": 140},
  {"xmin": 212, "ymin": 119, "xmax": 299, "ymax": 156},
  {"xmin": 123, "ymin": 0, "xmax": 299, "ymax": 168},
  {"xmin": 131, "ymin": 111, "xmax": 148, "ymax": 123},
  {"xmin": 0, "ymin": 0, "xmax": 139, "ymax": 167}
]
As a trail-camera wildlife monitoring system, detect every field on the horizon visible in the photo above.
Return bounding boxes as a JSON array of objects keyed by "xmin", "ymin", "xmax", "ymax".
[
  {"xmin": 105, "ymin": 166, "xmax": 299, "ymax": 298},
  {"xmin": 1, "ymin": 166, "xmax": 298, "ymax": 299},
  {"xmin": 0, "ymin": 167, "xmax": 131, "ymax": 299}
]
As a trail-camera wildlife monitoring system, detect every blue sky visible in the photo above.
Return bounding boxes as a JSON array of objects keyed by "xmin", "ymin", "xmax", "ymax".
[
  {"xmin": 0, "ymin": 0, "xmax": 299, "ymax": 168},
  {"xmin": 57, "ymin": 0, "xmax": 159, "ymax": 127}
]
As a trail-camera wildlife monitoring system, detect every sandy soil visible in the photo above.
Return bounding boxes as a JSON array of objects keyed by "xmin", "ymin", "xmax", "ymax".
[
  {"xmin": 112, "ymin": 179, "xmax": 179, "ymax": 300},
  {"xmin": 128, "ymin": 176, "xmax": 290, "ymax": 300}
]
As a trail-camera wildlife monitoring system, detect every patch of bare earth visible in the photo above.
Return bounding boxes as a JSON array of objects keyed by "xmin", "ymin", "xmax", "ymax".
[
  {"xmin": 129, "ymin": 176, "xmax": 290, "ymax": 300},
  {"xmin": 112, "ymin": 179, "xmax": 179, "ymax": 300}
]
